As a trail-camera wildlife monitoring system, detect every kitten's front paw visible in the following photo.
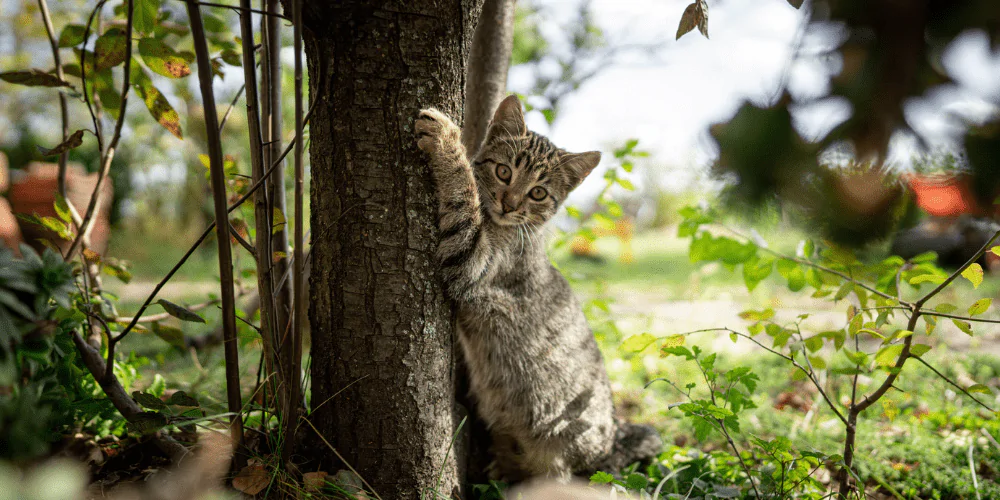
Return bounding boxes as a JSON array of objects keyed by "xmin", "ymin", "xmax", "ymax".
[{"xmin": 415, "ymin": 108, "xmax": 460, "ymax": 156}]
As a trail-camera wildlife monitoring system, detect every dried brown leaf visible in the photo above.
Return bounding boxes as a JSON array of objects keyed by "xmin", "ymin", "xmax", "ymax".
[
  {"xmin": 696, "ymin": 0, "xmax": 709, "ymax": 39},
  {"xmin": 232, "ymin": 464, "xmax": 270, "ymax": 495},
  {"xmin": 37, "ymin": 129, "xmax": 85, "ymax": 157},
  {"xmin": 303, "ymin": 471, "xmax": 329, "ymax": 491},
  {"xmin": 676, "ymin": 3, "xmax": 699, "ymax": 40}
]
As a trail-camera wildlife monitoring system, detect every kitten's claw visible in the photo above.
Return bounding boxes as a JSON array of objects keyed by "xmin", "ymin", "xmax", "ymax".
[{"xmin": 416, "ymin": 108, "xmax": 460, "ymax": 156}]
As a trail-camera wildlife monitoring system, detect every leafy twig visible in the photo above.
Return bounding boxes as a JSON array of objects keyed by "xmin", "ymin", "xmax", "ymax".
[
  {"xmin": 36, "ymin": 0, "xmax": 83, "ymax": 227},
  {"xmin": 67, "ymin": 0, "xmax": 135, "ymax": 259},
  {"xmin": 915, "ymin": 230, "xmax": 1000, "ymax": 308},
  {"xmin": 912, "ymin": 356, "xmax": 995, "ymax": 412}
]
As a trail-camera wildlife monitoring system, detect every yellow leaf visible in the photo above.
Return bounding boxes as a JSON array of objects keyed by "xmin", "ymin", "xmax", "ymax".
[{"xmin": 962, "ymin": 263, "xmax": 984, "ymax": 289}]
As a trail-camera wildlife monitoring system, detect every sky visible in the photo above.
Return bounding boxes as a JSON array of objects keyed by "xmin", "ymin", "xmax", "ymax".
[{"xmin": 508, "ymin": 0, "xmax": 1000, "ymax": 195}]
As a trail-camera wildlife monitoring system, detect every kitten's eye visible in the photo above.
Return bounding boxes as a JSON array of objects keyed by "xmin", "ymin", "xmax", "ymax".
[
  {"xmin": 496, "ymin": 164, "xmax": 512, "ymax": 183},
  {"xmin": 528, "ymin": 186, "xmax": 548, "ymax": 201}
]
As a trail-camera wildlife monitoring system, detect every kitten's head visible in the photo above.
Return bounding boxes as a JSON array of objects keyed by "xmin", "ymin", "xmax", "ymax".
[{"xmin": 473, "ymin": 95, "xmax": 601, "ymax": 227}]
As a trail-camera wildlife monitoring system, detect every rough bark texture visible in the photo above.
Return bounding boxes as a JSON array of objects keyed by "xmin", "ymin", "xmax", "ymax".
[
  {"xmin": 462, "ymin": 0, "xmax": 516, "ymax": 156},
  {"xmin": 303, "ymin": 1, "xmax": 482, "ymax": 498}
]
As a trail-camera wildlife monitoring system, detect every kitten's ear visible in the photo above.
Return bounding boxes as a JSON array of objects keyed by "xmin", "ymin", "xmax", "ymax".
[
  {"xmin": 560, "ymin": 151, "xmax": 601, "ymax": 189},
  {"xmin": 487, "ymin": 94, "xmax": 527, "ymax": 139}
]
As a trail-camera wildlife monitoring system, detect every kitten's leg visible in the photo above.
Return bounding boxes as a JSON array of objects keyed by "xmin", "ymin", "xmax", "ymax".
[{"xmin": 415, "ymin": 108, "xmax": 490, "ymax": 297}]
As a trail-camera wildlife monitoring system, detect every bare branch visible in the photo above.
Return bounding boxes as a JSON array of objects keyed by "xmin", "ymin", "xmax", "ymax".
[
  {"xmin": 187, "ymin": 0, "xmax": 245, "ymax": 456},
  {"xmin": 283, "ymin": 0, "xmax": 305, "ymax": 463}
]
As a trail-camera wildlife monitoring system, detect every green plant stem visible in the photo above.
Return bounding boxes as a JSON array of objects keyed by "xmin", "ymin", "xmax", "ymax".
[
  {"xmin": 693, "ymin": 354, "xmax": 762, "ymax": 500},
  {"xmin": 722, "ymin": 328, "xmax": 848, "ymax": 426}
]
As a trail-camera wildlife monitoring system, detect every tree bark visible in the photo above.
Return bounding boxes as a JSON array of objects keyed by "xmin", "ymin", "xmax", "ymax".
[
  {"xmin": 303, "ymin": 2, "xmax": 482, "ymax": 498},
  {"xmin": 462, "ymin": 0, "xmax": 516, "ymax": 156}
]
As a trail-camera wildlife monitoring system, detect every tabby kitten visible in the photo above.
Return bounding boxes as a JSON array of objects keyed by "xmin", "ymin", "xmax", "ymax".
[{"xmin": 415, "ymin": 95, "xmax": 662, "ymax": 481}]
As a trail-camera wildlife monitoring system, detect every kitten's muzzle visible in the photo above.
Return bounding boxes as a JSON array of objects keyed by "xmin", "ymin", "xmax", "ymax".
[{"xmin": 501, "ymin": 192, "xmax": 518, "ymax": 214}]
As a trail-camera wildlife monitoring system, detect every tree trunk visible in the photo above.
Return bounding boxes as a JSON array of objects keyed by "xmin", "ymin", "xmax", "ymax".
[
  {"xmin": 303, "ymin": 2, "xmax": 482, "ymax": 498},
  {"xmin": 462, "ymin": 0, "xmax": 516, "ymax": 156}
]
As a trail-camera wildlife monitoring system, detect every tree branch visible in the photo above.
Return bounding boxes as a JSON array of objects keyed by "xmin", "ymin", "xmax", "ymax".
[
  {"xmin": 283, "ymin": 0, "xmax": 305, "ymax": 463},
  {"xmin": 187, "ymin": 0, "xmax": 245, "ymax": 458},
  {"xmin": 916, "ymin": 229, "xmax": 1000, "ymax": 308},
  {"xmin": 912, "ymin": 356, "xmax": 995, "ymax": 412},
  {"xmin": 462, "ymin": 0, "xmax": 516, "ymax": 155}
]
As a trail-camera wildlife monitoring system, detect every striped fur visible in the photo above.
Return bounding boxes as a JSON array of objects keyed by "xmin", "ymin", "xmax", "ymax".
[{"xmin": 415, "ymin": 95, "xmax": 661, "ymax": 482}]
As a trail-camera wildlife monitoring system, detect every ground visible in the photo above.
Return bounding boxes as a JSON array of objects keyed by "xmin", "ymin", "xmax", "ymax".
[{"xmin": 94, "ymin": 223, "xmax": 1000, "ymax": 498}]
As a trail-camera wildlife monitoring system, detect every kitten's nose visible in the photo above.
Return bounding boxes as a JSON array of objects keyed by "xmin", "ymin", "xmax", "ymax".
[{"xmin": 501, "ymin": 192, "xmax": 517, "ymax": 214}]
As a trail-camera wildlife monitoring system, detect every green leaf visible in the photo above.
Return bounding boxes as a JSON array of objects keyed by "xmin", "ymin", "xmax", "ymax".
[
  {"xmin": 804, "ymin": 336, "xmax": 824, "ymax": 352},
  {"xmin": 132, "ymin": 64, "xmax": 182, "ymax": 138},
  {"xmin": 848, "ymin": 313, "xmax": 863, "ymax": 336},
  {"xmin": 58, "ymin": 24, "xmax": 87, "ymax": 48},
  {"xmin": 991, "ymin": 246, "xmax": 1000, "ymax": 258},
  {"xmin": 935, "ymin": 303, "xmax": 958, "ymax": 314},
  {"xmin": 589, "ymin": 471, "xmax": 614, "ymax": 485},
  {"xmin": 156, "ymin": 299, "xmax": 205, "ymax": 323},
  {"xmin": 924, "ymin": 315, "xmax": 938, "ymax": 335},
  {"xmin": 910, "ymin": 251, "xmax": 938, "ymax": 264},
  {"xmin": 151, "ymin": 322, "xmax": 186, "ymax": 348},
  {"xmin": 776, "ymin": 259, "xmax": 806, "ymax": 292},
  {"xmin": 133, "ymin": 0, "xmax": 162, "ymax": 34},
  {"xmin": 738, "ymin": 308, "xmax": 774, "ymax": 322},
  {"xmin": 0, "ymin": 69, "xmax": 72, "ymax": 88},
  {"xmin": 166, "ymin": 390, "xmax": 200, "ymax": 407},
  {"xmin": 909, "ymin": 273, "xmax": 947, "ymax": 285},
  {"xmin": 54, "ymin": 194, "xmax": 72, "ymax": 223},
  {"xmin": 875, "ymin": 344, "xmax": 904, "ymax": 367},
  {"xmin": 37, "ymin": 129, "xmax": 85, "ymax": 157},
  {"xmin": 742, "ymin": 253, "xmax": 773, "ymax": 292},
  {"xmin": 800, "ymin": 239, "xmax": 815, "ymax": 259},
  {"xmin": 621, "ymin": 333, "xmax": 657, "ymax": 354},
  {"xmin": 617, "ymin": 178, "xmax": 635, "ymax": 191},
  {"xmin": 138, "ymin": 38, "xmax": 192, "ymax": 78},
  {"xmin": 962, "ymin": 263, "xmax": 984, "ymax": 289},
  {"xmin": 909, "ymin": 344, "xmax": 931, "ymax": 357},
  {"xmin": 968, "ymin": 298, "xmax": 991, "ymax": 316},
  {"xmin": 833, "ymin": 282, "xmax": 853, "ymax": 301},
  {"xmin": 132, "ymin": 391, "xmax": 166, "ymax": 410},
  {"xmin": 892, "ymin": 329, "xmax": 914, "ymax": 340},
  {"xmin": 220, "ymin": 49, "xmax": 242, "ymax": 66},
  {"xmin": 952, "ymin": 319, "xmax": 973, "ymax": 336},
  {"xmin": 127, "ymin": 411, "xmax": 167, "ymax": 435},
  {"xmin": 95, "ymin": 28, "xmax": 128, "ymax": 70},
  {"xmin": 844, "ymin": 350, "xmax": 869, "ymax": 366},
  {"xmin": 624, "ymin": 473, "xmax": 647, "ymax": 491},
  {"xmin": 103, "ymin": 260, "xmax": 133, "ymax": 284},
  {"xmin": 967, "ymin": 384, "xmax": 993, "ymax": 395}
]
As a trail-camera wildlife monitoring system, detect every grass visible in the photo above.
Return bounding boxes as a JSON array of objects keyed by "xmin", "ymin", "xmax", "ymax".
[{"xmin": 94, "ymin": 220, "xmax": 1000, "ymax": 498}]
